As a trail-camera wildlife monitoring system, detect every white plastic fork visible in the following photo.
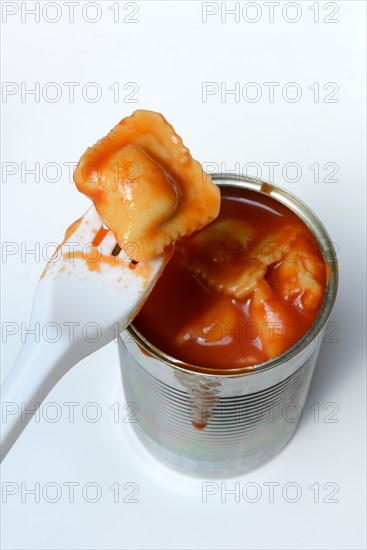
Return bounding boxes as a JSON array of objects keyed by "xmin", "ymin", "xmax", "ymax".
[{"xmin": 0, "ymin": 205, "xmax": 169, "ymax": 461}]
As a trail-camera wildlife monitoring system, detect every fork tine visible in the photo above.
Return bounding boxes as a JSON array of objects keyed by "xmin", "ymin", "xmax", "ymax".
[
  {"xmin": 92, "ymin": 225, "xmax": 110, "ymax": 248},
  {"xmin": 111, "ymin": 243, "xmax": 122, "ymax": 257}
]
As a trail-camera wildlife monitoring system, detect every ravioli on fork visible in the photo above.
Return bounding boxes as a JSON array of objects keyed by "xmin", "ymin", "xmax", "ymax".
[{"xmin": 74, "ymin": 110, "xmax": 221, "ymax": 262}]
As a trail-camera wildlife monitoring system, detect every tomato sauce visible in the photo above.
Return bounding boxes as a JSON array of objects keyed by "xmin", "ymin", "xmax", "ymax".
[{"xmin": 134, "ymin": 187, "xmax": 326, "ymax": 370}]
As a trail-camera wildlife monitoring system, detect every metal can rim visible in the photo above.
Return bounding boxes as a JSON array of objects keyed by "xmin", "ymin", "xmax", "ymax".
[{"xmin": 126, "ymin": 173, "xmax": 339, "ymax": 378}]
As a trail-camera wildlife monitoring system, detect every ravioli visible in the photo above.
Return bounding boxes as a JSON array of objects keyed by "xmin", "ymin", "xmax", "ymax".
[
  {"xmin": 268, "ymin": 256, "xmax": 324, "ymax": 311},
  {"xmin": 176, "ymin": 216, "xmax": 325, "ymax": 313},
  {"xmin": 258, "ymin": 225, "xmax": 300, "ymax": 265},
  {"xmin": 264, "ymin": 227, "xmax": 325, "ymax": 311},
  {"xmin": 250, "ymin": 280, "xmax": 297, "ymax": 360},
  {"xmin": 175, "ymin": 297, "xmax": 241, "ymax": 345},
  {"xmin": 176, "ymin": 219, "xmax": 267, "ymax": 299},
  {"xmin": 74, "ymin": 110, "xmax": 220, "ymax": 262}
]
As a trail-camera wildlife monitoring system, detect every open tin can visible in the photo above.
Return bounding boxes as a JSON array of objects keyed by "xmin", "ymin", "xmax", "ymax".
[{"xmin": 118, "ymin": 174, "xmax": 338, "ymax": 477}]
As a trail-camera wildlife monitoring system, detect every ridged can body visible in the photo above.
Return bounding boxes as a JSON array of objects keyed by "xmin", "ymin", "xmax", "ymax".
[{"xmin": 118, "ymin": 175, "xmax": 338, "ymax": 477}]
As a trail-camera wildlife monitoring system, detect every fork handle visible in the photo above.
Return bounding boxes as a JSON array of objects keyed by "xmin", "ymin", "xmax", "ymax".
[{"xmin": 0, "ymin": 339, "xmax": 73, "ymax": 462}]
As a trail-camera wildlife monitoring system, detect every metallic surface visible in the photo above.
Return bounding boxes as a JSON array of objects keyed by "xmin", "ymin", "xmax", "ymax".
[{"xmin": 118, "ymin": 174, "xmax": 338, "ymax": 477}]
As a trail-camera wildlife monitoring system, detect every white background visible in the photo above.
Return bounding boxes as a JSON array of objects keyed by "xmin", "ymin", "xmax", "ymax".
[{"xmin": 1, "ymin": 1, "xmax": 366, "ymax": 549}]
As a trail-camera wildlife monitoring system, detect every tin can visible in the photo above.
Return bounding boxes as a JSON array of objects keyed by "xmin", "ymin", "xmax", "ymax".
[{"xmin": 118, "ymin": 174, "xmax": 338, "ymax": 477}]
